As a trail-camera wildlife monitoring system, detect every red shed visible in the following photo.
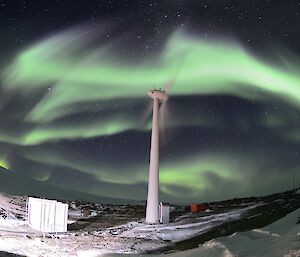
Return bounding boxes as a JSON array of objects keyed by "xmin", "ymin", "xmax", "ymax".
[{"xmin": 191, "ymin": 203, "xmax": 209, "ymax": 213}]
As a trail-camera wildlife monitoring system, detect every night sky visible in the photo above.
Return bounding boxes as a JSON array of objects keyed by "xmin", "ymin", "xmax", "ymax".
[{"xmin": 0, "ymin": 0, "xmax": 300, "ymax": 204}]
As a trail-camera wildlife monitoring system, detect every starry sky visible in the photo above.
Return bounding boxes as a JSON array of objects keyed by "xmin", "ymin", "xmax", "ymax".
[{"xmin": 0, "ymin": 0, "xmax": 300, "ymax": 204}]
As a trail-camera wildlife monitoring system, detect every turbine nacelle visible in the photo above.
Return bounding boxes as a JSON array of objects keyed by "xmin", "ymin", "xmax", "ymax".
[{"xmin": 148, "ymin": 90, "xmax": 169, "ymax": 102}]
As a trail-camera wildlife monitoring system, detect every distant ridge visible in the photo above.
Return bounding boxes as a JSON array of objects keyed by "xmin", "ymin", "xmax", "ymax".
[{"xmin": 0, "ymin": 167, "xmax": 140, "ymax": 205}]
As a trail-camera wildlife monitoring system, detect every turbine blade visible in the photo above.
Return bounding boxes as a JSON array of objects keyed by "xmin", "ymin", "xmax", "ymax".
[
  {"xmin": 140, "ymin": 100, "xmax": 153, "ymax": 129},
  {"xmin": 163, "ymin": 80, "xmax": 175, "ymax": 93},
  {"xmin": 163, "ymin": 52, "xmax": 187, "ymax": 94},
  {"xmin": 159, "ymin": 101, "xmax": 169, "ymax": 146}
]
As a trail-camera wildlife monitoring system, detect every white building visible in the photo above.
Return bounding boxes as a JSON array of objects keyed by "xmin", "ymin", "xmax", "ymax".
[
  {"xmin": 159, "ymin": 202, "xmax": 170, "ymax": 224},
  {"xmin": 27, "ymin": 197, "xmax": 68, "ymax": 233}
]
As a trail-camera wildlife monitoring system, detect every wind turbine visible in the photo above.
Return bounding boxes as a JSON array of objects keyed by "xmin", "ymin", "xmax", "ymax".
[
  {"xmin": 145, "ymin": 87, "xmax": 169, "ymax": 224},
  {"xmin": 144, "ymin": 53, "xmax": 186, "ymax": 224}
]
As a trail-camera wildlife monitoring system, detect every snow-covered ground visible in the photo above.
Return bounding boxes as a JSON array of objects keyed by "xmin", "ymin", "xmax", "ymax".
[
  {"xmin": 96, "ymin": 203, "xmax": 262, "ymax": 242},
  {"xmin": 106, "ymin": 208, "xmax": 300, "ymax": 257},
  {"xmin": 2, "ymin": 206, "xmax": 295, "ymax": 257},
  {"xmin": 0, "ymin": 203, "xmax": 263, "ymax": 256},
  {"xmin": 0, "ymin": 190, "xmax": 299, "ymax": 257}
]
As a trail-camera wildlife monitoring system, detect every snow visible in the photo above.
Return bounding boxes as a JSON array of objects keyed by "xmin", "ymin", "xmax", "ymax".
[
  {"xmin": 0, "ymin": 203, "xmax": 263, "ymax": 257},
  {"xmin": 201, "ymin": 208, "xmax": 300, "ymax": 257},
  {"xmin": 68, "ymin": 209, "xmax": 83, "ymax": 218},
  {"xmin": 0, "ymin": 237, "xmax": 62, "ymax": 257},
  {"xmin": 0, "ymin": 194, "xmax": 25, "ymax": 216},
  {"xmin": 102, "ymin": 203, "xmax": 263, "ymax": 243},
  {"xmin": 105, "ymin": 208, "xmax": 300, "ymax": 257},
  {"xmin": 77, "ymin": 249, "xmax": 107, "ymax": 257},
  {"xmin": 0, "ymin": 216, "xmax": 26, "ymax": 228},
  {"xmin": 252, "ymin": 228, "xmax": 280, "ymax": 237},
  {"xmin": 0, "ymin": 192, "xmax": 298, "ymax": 257}
]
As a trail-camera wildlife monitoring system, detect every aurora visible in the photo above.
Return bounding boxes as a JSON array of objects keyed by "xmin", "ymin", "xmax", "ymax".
[
  {"xmin": 2, "ymin": 28, "xmax": 300, "ymax": 145},
  {"xmin": 0, "ymin": 0, "xmax": 300, "ymax": 204},
  {"xmin": 0, "ymin": 160, "xmax": 9, "ymax": 170}
]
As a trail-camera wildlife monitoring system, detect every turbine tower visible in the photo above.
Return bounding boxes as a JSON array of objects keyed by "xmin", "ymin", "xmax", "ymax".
[{"xmin": 145, "ymin": 89, "xmax": 168, "ymax": 224}]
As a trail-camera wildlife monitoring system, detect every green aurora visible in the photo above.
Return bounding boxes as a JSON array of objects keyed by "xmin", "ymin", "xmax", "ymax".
[
  {"xmin": 3, "ymin": 30, "xmax": 300, "ymax": 145},
  {"xmin": 1, "ymin": 28, "xmax": 300, "ymax": 202}
]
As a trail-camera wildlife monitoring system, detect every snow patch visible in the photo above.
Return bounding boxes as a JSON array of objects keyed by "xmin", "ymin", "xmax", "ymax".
[
  {"xmin": 202, "ymin": 240, "xmax": 235, "ymax": 257},
  {"xmin": 252, "ymin": 229, "xmax": 281, "ymax": 237},
  {"xmin": 77, "ymin": 249, "xmax": 107, "ymax": 257},
  {"xmin": 0, "ymin": 217, "xmax": 26, "ymax": 228}
]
